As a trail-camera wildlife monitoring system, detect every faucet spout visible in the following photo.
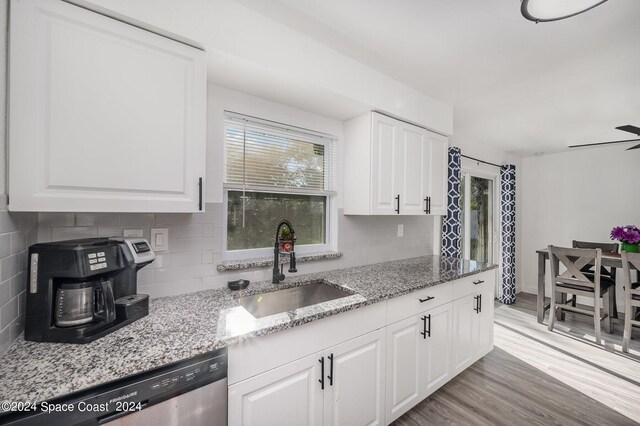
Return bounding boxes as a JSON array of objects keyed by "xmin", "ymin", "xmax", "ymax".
[{"xmin": 273, "ymin": 219, "xmax": 296, "ymax": 284}]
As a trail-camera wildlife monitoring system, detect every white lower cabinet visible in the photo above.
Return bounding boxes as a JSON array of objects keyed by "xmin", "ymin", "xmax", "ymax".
[
  {"xmin": 385, "ymin": 303, "xmax": 452, "ymax": 424},
  {"xmin": 228, "ymin": 329, "xmax": 385, "ymax": 426},
  {"xmin": 228, "ymin": 270, "xmax": 495, "ymax": 426},
  {"xmin": 452, "ymin": 286, "xmax": 495, "ymax": 375},
  {"xmin": 228, "ymin": 352, "xmax": 323, "ymax": 426}
]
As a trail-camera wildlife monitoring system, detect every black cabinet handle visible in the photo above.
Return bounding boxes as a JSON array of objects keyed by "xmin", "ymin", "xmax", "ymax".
[
  {"xmin": 473, "ymin": 280, "xmax": 484, "ymax": 285},
  {"xmin": 419, "ymin": 296, "xmax": 435, "ymax": 303},
  {"xmin": 426, "ymin": 314, "xmax": 431, "ymax": 338},
  {"xmin": 318, "ymin": 357, "xmax": 325, "ymax": 389},
  {"xmin": 395, "ymin": 194, "xmax": 400, "ymax": 214},
  {"xmin": 420, "ymin": 315, "xmax": 427, "ymax": 339},
  {"xmin": 198, "ymin": 177, "xmax": 203, "ymax": 211},
  {"xmin": 427, "ymin": 196, "xmax": 431, "ymax": 214},
  {"xmin": 327, "ymin": 354, "xmax": 334, "ymax": 386},
  {"xmin": 478, "ymin": 294, "xmax": 482, "ymax": 313},
  {"xmin": 474, "ymin": 295, "xmax": 480, "ymax": 313},
  {"xmin": 424, "ymin": 197, "xmax": 428, "ymax": 214}
]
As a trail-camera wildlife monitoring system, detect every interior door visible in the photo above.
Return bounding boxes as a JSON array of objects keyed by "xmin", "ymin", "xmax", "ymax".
[
  {"xmin": 325, "ymin": 329, "xmax": 386, "ymax": 426},
  {"xmin": 385, "ymin": 317, "xmax": 421, "ymax": 423},
  {"xmin": 228, "ymin": 352, "xmax": 323, "ymax": 426},
  {"xmin": 371, "ymin": 113, "xmax": 399, "ymax": 215},
  {"xmin": 398, "ymin": 123, "xmax": 429, "ymax": 215}
]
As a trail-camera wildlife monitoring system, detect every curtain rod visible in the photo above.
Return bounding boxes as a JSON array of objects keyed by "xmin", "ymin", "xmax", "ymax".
[{"xmin": 460, "ymin": 154, "xmax": 502, "ymax": 168}]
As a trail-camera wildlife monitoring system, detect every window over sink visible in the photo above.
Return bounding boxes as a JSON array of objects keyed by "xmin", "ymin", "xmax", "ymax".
[{"xmin": 223, "ymin": 112, "xmax": 336, "ymax": 257}]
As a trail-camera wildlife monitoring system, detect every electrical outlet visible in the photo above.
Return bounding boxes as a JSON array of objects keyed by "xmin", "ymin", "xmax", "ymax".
[
  {"xmin": 397, "ymin": 224, "xmax": 404, "ymax": 237},
  {"xmin": 123, "ymin": 229, "xmax": 144, "ymax": 238},
  {"xmin": 150, "ymin": 228, "xmax": 169, "ymax": 252}
]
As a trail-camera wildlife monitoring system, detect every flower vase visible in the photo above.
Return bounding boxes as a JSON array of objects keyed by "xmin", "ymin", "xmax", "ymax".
[{"xmin": 621, "ymin": 242, "xmax": 640, "ymax": 253}]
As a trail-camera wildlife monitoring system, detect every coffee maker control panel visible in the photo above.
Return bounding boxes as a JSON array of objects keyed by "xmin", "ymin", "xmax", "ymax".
[
  {"xmin": 87, "ymin": 251, "xmax": 109, "ymax": 271},
  {"xmin": 113, "ymin": 237, "xmax": 156, "ymax": 265}
]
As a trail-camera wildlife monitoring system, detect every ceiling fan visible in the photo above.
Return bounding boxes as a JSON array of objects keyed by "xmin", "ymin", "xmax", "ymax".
[{"xmin": 569, "ymin": 125, "xmax": 640, "ymax": 150}]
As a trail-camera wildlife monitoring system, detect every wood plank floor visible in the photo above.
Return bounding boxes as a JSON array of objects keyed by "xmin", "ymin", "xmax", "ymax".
[{"xmin": 392, "ymin": 293, "xmax": 640, "ymax": 426}]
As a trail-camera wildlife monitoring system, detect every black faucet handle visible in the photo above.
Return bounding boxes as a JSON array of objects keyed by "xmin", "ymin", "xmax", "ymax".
[{"xmin": 288, "ymin": 252, "xmax": 297, "ymax": 273}]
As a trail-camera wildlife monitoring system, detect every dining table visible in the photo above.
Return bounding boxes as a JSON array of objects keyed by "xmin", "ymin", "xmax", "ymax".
[{"xmin": 535, "ymin": 248, "xmax": 638, "ymax": 324}]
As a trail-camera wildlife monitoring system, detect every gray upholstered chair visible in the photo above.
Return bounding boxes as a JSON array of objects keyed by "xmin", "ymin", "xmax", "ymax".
[
  {"xmin": 621, "ymin": 252, "xmax": 640, "ymax": 353},
  {"xmin": 548, "ymin": 245, "xmax": 614, "ymax": 344}
]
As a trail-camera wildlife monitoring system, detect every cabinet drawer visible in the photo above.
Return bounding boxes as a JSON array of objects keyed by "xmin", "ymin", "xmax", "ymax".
[
  {"xmin": 452, "ymin": 270, "xmax": 496, "ymax": 300},
  {"xmin": 387, "ymin": 282, "xmax": 452, "ymax": 324}
]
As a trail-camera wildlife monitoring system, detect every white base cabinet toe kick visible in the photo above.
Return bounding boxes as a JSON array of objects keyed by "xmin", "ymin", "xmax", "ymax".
[{"xmin": 228, "ymin": 269, "xmax": 495, "ymax": 426}]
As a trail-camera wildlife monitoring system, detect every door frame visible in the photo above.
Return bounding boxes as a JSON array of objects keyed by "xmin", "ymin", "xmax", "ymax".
[{"xmin": 461, "ymin": 161, "xmax": 501, "ymax": 297}]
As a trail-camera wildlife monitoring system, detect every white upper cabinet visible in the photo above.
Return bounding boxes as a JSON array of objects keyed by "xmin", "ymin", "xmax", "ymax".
[
  {"xmin": 9, "ymin": 0, "xmax": 207, "ymax": 212},
  {"xmin": 344, "ymin": 112, "xmax": 448, "ymax": 215}
]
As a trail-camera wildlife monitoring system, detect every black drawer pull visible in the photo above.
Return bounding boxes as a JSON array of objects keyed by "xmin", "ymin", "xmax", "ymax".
[
  {"xmin": 473, "ymin": 280, "xmax": 484, "ymax": 285},
  {"xmin": 419, "ymin": 296, "xmax": 435, "ymax": 303},
  {"xmin": 318, "ymin": 357, "xmax": 325, "ymax": 389},
  {"xmin": 395, "ymin": 194, "xmax": 400, "ymax": 214},
  {"xmin": 474, "ymin": 295, "xmax": 480, "ymax": 313},
  {"xmin": 420, "ymin": 315, "xmax": 428, "ymax": 339}
]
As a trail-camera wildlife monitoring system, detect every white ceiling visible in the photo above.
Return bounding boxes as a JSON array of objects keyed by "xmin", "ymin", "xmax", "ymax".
[{"xmin": 83, "ymin": 0, "xmax": 640, "ymax": 156}]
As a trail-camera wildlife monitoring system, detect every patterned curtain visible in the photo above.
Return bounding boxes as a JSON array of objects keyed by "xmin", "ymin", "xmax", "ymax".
[
  {"xmin": 441, "ymin": 147, "xmax": 462, "ymax": 258},
  {"xmin": 500, "ymin": 164, "xmax": 516, "ymax": 304}
]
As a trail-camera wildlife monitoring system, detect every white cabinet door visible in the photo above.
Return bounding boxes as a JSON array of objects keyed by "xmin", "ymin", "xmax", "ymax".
[
  {"xmin": 419, "ymin": 302, "xmax": 453, "ymax": 397},
  {"xmin": 228, "ymin": 352, "xmax": 323, "ymax": 426},
  {"xmin": 425, "ymin": 132, "xmax": 448, "ymax": 216},
  {"xmin": 451, "ymin": 294, "xmax": 476, "ymax": 375},
  {"xmin": 370, "ymin": 113, "xmax": 399, "ymax": 215},
  {"xmin": 9, "ymin": 0, "xmax": 207, "ymax": 212},
  {"xmin": 325, "ymin": 329, "xmax": 386, "ymax": 426},
  {"xmin": 398, "ymin": 123, "xmax": 429, "ymax": 215},
  {"xmin": 475, "ymin": 288, "xmax": 494, "ymax": 358},
  {"xmin": 385, "ymin": 317, "xmax": 421, "ymax": 423}
]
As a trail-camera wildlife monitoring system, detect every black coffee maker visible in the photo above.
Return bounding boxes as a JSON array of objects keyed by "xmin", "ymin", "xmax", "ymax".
[{"xmin": 25, "ymin": 237, "xmax": 155, "ymax": 343}]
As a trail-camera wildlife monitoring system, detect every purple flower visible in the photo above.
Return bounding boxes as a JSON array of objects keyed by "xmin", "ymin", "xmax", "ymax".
[{"xmin": 611, "ymin": 225, "xmax": 640, "ymax": 244}]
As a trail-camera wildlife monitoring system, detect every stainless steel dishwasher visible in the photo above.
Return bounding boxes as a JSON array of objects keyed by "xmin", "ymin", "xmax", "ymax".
[{"xmin": 0, "ymin": 348, "xmax": 227, "ymax": 426}]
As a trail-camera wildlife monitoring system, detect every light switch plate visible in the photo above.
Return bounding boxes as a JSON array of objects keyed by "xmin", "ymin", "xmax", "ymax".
[
  {"xmin": 397, "ymin": 224, "xmax": 404, "ymax": 237},
  {"xmin": 123, "ymin": 229, "xmax": 144, "ymax": 238},
  {"xmin": 150, "ymin": 228, "xmax": 169, "ymax": 252}
]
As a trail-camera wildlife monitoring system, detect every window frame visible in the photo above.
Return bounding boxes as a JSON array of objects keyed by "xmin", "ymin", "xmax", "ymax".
[{"xmin": 222, "ymin": 112, "xmax": 336, "ymax": 260}]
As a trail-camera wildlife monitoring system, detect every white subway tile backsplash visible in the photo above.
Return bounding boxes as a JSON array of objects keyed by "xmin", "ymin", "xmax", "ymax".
[
  {"xmin": 0, "ymin": 280, "xmax": 10, "ymax": 307},
  {"xmin": 0, "ymin": 211, "xmax": 19, "ymax": 233},
  {"xmin": 0, "ymin": 295, "xmax": 19, "ymax": 330},
  {"xmin": 139, "ymin": 278, "xmax": 202, "ymax": 299},
  {"xmin": 0, "ymin": 234, "xmax": 10, "ymax": 258},
  {"xmin": 171, "ymin": 225, "xmax": 211, "ymax": 240},
  {"xmin": 0, "ymin": 325, "xmax": 11, "ymax": 354},
  {"xmin": 1, "ymin": 253, "xmax": 20, "ymax": 281},
  {"xmin": 201, "ymin": 251, "xmax": 214, "ymax": 264},
  {"xmin": 168, "ymin": 237, "xmax": 216, "ymax": 253},
  {"xmin": 76, "ymin": 213, "xmax": 119, "ymax": 227},
  {"xmin": 171, "ymin": 251, "xmax": 202, "ymax": 266},
  {"xmin": 119, "ymin": 213, "xmax": 155, "ymax": 226},
  {"xmin": 51, "ymin": 227, "xmax": 98, "ymax": 242},
  {"xmin": 10, "ymin": 231, "xmax": 26, "ymax": 254},
  {"xmin": 38, "ymin": 212, "xmax": 75, "ymax": 227},
  {"xmin": 10, "ymin": 273, "xmax": 24, "ymax": 298}
]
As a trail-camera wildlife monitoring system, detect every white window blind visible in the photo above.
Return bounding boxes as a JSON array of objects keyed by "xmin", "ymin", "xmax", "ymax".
[{"xmin": 224, "ymin": 112, "xmax": 336, "ymax": 194}]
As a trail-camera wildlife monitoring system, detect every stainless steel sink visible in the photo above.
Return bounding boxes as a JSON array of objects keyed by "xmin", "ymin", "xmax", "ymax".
[{"xmin": 235, "ymin": 281, "xmax": 352, "ymax": 318}]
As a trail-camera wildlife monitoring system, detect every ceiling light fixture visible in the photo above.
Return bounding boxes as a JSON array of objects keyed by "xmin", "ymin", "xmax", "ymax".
[{"xmin": 521, "ymin": 0, "xmax": 608, "ymax": 23}]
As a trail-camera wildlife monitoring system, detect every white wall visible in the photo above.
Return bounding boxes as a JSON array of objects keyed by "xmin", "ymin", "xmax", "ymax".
[{"xmin": 520, "ymin": 146, "xmax": 640, "ymax": 306}]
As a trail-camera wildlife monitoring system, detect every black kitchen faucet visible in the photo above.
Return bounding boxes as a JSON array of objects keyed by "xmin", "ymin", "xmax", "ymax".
[{"xmin": 273, "ymin": 219, "xmax": 297, "ymax": 284}]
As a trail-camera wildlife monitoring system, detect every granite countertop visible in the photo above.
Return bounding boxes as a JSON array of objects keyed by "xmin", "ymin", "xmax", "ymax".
[{"xmin": 0, "ymin": 255, "xmax": 496, "ymax": 405}]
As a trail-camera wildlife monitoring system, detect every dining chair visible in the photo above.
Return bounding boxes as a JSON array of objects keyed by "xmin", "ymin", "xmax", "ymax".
[
  {"xmin": 571, "ymin": 240, "xmax": 619, "ymax": 332},
  {"xmin": 621, "ymin": 252, "xmax": 640, "ymax": 353},
  {"xmin": 548, "ymin": 245, "xmax": 613, "ymax": 344}
]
